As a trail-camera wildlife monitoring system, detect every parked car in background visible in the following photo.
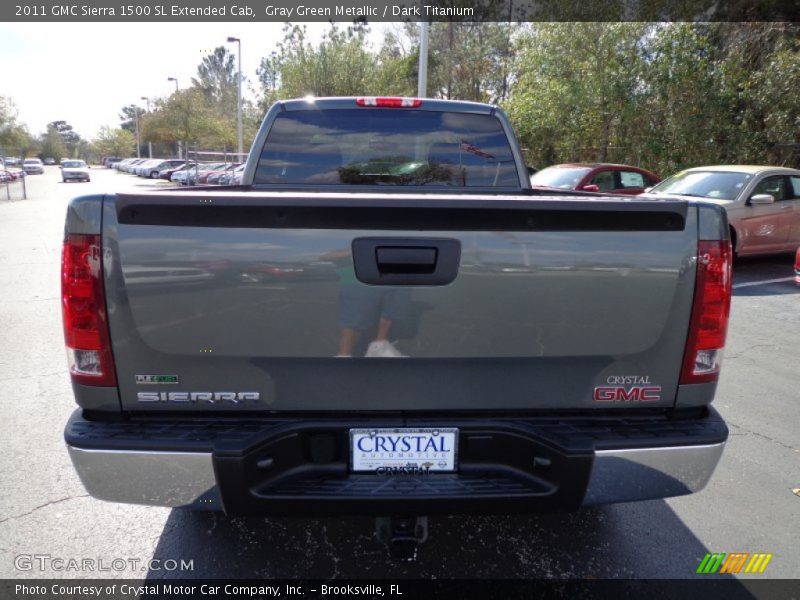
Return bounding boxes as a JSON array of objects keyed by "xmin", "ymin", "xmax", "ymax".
[
  {"xmin": 1, "ymin": 164, "xmax": 25, "ymax": 181},
  {"xmin": 206, "ymin": 163, "xmax": 242, "ymax": 184},
  {"xmin": 218, "ymin": 164, "xmax": 245, "ymax": 185},
  {"xmin": 1, "ymin": 157, "xmax": 25, "ymax": 179},
  {"xmin": 60, "ymin": 159, "xmax": 90, "ymax": 183},
  {"xmin": 23, "ymin": 158, "xmax": 45, "ymax": 174},
  {"xmin": 170, "ymin": 166, "xmax": 194, "ymax": 185},
  {"xmin": 102, "ymin": 157, "xmax": 122, "ymax": 167},
  {"xmin": 794, "ymin": 247, "xmax": 800, "ymax": 283},
  {"xmin": 530, "ymin": 163, "xmax": 661, "ymax": 195},
  {"xmin": 158, "ymin": 161, "xmax": 195, "ymax": 180},
  {"xmin": 131, "ymin": 159, "xmax": 159, "ymax": 177},
  {"xmin": 120, "ymin": 158, "xmax": 147, "ymax": 173},
  {"xmin": 0, "ymin": 168, "xmax": 20, "ymax": 183},
  {"xmin": 114, "ymin": 158, "xmax": 138, "ymax": 171},
  {"xmin": 138, "ymin": 159, "xmax": 185, "ymax": 179},
  {"xmin": 186, "ymin": 162, "xmax": 227, "ymax": 185},
  {"xmin": 43, "ymin": 157, "xmax": 56, "ymax": 165},
  {"xmin": 642, "ymin": 166, "xmax": 800, "ymax": 257}
]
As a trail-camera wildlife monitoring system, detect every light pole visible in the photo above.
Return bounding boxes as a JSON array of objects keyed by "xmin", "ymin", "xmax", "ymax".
[
  {"xmin": 140, "ymin": 96, "xmax": 153, "ymax": 158},
  {"xmin": 418, "ymin": 21, "xmax": 429, "ymax": 97},
  {"xmin": 167, "ymin": 78, "xmax": 180, "ymax": 157},
  {"xmin": 227, "ymin": 36, "xmax": 243, "ymax": 158},
  {"xmin": 134, "ymin": 106, "xmax": 141, "ymax": 159}
]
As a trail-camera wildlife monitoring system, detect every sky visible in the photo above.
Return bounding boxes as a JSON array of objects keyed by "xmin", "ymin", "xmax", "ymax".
[{"xmin": 0, "ymin": 22, "xmax": 388, "ymax": 139}]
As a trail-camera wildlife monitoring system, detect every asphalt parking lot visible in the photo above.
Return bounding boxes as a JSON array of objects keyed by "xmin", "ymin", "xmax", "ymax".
[{"xmin": 0, "ymin": 167, "xmax": 797, "ymax": 581}]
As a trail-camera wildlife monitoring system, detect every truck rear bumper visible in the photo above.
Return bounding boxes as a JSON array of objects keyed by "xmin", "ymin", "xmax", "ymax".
[{"xmin": 65, "ymin": 409, "xmax": 727, "ymax": 515}]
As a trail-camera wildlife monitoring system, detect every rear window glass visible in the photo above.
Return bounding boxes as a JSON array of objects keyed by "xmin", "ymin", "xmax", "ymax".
[
  {"xmin": 530, "ymin": 166, "xmax": 592, "ymax": 189},
  {"xmin": 790, "ymin": 176, "xmax": 800, "ymax": 198},
  {"xmin": 254, "ymin": 109, "xmax": 519, "ymax": 187},
  {"xmin": 650, "ymin": 171, "xmax": 752, "ymax": 200},
  {"xmin": 620, "ymin": 171, "xmax": 645, "ymax": 188}
]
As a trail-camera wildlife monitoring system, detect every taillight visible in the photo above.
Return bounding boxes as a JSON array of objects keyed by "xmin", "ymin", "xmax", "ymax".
[
  {"xmin": 680, "ymin": 240, "xmax": 732, "ymax": 384},
  {"xmin": 61, "ymin": 234, "xmax": 116, "ymax": 386},
  {"xmin": 356, "ymin": 97, "xmax": 422, "ymax": 108}
]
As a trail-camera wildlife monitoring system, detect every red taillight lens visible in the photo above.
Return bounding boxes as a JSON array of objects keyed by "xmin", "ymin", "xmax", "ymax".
[
  {"xmin": 61, "ymin": 234, "xmax": 116, "ymax": 386},
  {"xmin": 680, "ymin": 240, "xmax": 732, "ymax": 384},
  {"xmin": 356, "ymin": 97, "xmax": 422, "ymax": 108}
]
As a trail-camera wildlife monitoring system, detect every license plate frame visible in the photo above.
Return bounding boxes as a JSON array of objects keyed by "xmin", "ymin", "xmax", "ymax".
[{"xmin": 349, "ymin": 427, "xmax": 459, "ymax": 473}]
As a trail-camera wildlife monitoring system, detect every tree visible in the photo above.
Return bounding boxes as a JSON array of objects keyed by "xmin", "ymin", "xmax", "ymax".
[
  {"xmin": 141, "ymin": 88, "xmax": 228, "ymax": 150},
  {"xmin": 39, "ymin": 124, "xmax": 68, "ymax": 160},
  {"xmin": 377, "ymin": 22, "xmax": 516, "ymax": 103},
  {"xmin": 505, "ymin": 23, "xmax": 648, "ymax": 167},
  {"xmin": 258, "ymin": 24, "xmax": 382, "ymax": 101},
  {"xmin": 91, "ymin": 126, "xmax": 136, "ymax": 158},
  {"xmin": 192, "ymin": 46, "xmax": 238, "ymax": 113},
  {"xmin": 1, "ymin": 126, "xmax": 36, "ymax": 158},
  {"xmin": 0, "ymin": 96, "xmax": 28, "ymax": 152},
  {"xmin": 47, "ymin": 120, "xmax": 82, "ymax": 158},
  {"xmin": 0, "ymin": 96, "xmax": 19, "ymax": 140},
  {"xmin": 119, "ymin": 105, "xmax": 140, "ymax": 134}
]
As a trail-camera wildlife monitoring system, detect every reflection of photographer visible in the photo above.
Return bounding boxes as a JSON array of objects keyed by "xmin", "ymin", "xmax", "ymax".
[{"xmin": 324, "ymin": 249, "xmax": 410, "ymax": 358}]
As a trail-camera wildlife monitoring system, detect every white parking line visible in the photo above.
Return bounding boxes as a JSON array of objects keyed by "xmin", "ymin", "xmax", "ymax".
[{"xmin": 732, "ymin": 277, "xmax": 795, "ymax": 289}]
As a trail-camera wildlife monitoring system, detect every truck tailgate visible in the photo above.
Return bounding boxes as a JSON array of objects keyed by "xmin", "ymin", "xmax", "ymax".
[{"xmin": 104, "ymin": 191, "xmax": 694, "ymax": 412}]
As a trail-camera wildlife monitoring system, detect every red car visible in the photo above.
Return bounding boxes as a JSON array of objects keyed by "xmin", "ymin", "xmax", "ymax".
[
  {"xmin": 530, "ymin": 163, "xmax": 661, "ymax": 195},
  {"xmin": 795, "ymin": 247, "xmax": 800, "ymax": 284}
]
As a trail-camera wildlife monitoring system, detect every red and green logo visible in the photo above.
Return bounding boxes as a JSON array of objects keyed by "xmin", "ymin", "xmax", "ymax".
[{"xmin": 696, "ymin": 552, "xmax": 773, "ymax": 574}]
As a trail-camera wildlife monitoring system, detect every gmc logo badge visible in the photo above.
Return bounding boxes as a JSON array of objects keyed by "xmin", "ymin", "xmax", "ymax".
[{"xmin": 593, "ymin": 386, "xmax": 661, "ymax": 402}]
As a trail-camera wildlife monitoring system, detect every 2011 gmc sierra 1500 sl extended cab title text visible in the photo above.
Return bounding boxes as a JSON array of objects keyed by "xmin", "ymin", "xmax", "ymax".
[{"xmin": 62, "ymin": 97, "xmax": 731, "ymax": 556}]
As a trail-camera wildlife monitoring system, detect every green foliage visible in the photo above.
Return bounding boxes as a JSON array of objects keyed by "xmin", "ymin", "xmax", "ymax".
[
  {"xmin": 192, "ymin": 46, "xmax": 238, "ymax": 114},
  {"xmin": 415, "ymin": 22, "xmax": 516, "ymax": 102},
  {"xmin": 142, "ymin": 88, "xmax": 229, "ymax": 149},
  {"xmin": 135, "ymin": 45, "xmax": 256, "ymax": 153},
  {"xmin": 258, "ymin": 24, "xmax": 383, "ymax": 101},
  {"xmin": 38, "ymin": 124, "xmax": 68, "ymax": 160},
  {"xmin": 0, "ymin": 96, "xmax": 36, "ymax": 155},
  {"xmin": 91, "ymin": 126, "xmax": 136, "ymax": 158},
  {"xmin": 0, "ymin": 96, "xmax": 19, "ymax": 141},
  {"xmin": 118, "ymin": 105, "xmax": 139, "ymax": 134},
  {"xmin": 505, "ymin": 23, "xmax": 800, "ymax": 172},
  {"xmin": 46, "ymin": 121, "xmax": 82, "ymax": 158}
]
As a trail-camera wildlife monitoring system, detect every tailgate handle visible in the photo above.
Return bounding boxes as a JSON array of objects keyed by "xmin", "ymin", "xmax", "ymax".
[
  {"xmin": 352, "ymin": 238, "xmax": 461, "ymax": 286},
  {"xmin": 376, "ymin": 247, "xmax": 437, "ymax": 274}
]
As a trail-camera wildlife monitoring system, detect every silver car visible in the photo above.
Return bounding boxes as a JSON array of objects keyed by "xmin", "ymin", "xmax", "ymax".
[
  {"xmin": 23, "ymin": 158, "xmax": 44, "ymax": 174},
  {"xmin": 643, "ymin": 165, "xmax": 800, "ymax": 256},
  {"xmin": 61, "ymin": 160, "xmax": 90, "ymax": 183}
]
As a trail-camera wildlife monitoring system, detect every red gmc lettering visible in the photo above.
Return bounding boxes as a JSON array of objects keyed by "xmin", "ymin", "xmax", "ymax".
[{"xmin": 593, "ymin": 386, "xmax": 661, "ymax": 402}]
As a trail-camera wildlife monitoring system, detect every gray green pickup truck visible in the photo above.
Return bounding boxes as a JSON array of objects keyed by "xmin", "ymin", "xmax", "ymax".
[{"xmin": 62, "ymin": 97, "xmax": 732, "ymax": 554}]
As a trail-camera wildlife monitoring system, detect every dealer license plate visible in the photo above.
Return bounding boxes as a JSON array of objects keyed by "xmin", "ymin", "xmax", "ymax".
[{"xmin": 349, "ymin": 428, "xmax": 459, "ymax": 473}]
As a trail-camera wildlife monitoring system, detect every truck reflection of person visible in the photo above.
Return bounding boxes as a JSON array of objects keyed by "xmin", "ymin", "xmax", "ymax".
[{"xmin": 326, "ymin": 249, "xmax": 409, "ymax": 358}]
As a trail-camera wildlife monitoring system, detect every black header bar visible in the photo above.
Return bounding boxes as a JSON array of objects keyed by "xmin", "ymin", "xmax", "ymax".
[{"xmin": 4, "ymin": 0, "xmax": 799, "ymax": 22}]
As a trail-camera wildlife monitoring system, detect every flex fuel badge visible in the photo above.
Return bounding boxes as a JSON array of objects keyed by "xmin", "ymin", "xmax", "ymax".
[{"xmin": 136, "ymin": 374, "xmax": 179, "ymax": 385}]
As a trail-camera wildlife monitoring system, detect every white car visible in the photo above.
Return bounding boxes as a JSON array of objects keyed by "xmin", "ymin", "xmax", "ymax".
[
  {"xmin": 61, "ymin": 160, "xmax": 90, "ymax": 183},
  {"xmin": 23, "ymin": 158, "xmax": 44, "ymax": 174},
  {"xmin": 170, "ymin": 167, "xmax": 192, "ymax": 185}
]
